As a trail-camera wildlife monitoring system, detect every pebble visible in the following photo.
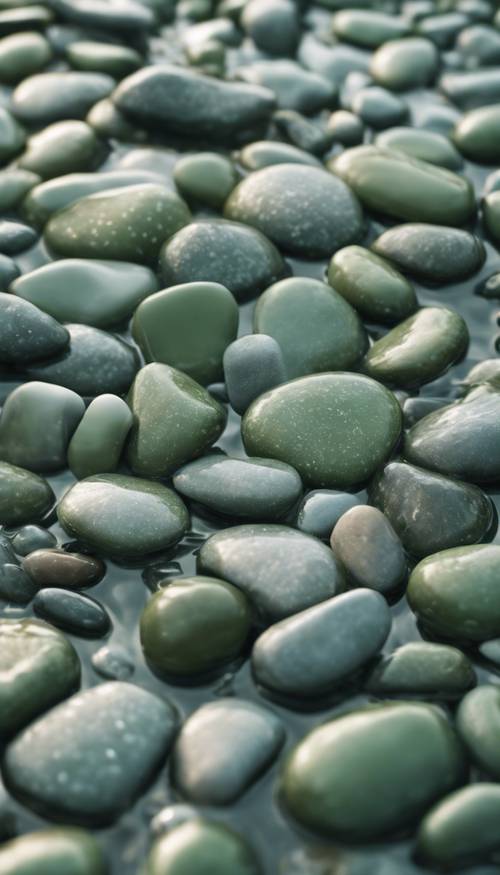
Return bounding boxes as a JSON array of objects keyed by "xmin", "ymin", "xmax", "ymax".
[
  {"xmin": 33, "ymin": 587, "xmax": 111, "ymax": 637},
  {"xmin": 253, "ymin": 589, "xmax": 391, "ymax": 699},
  {"xmin": 241, "ymin": 0, "xmax": 298, "ymax": 56},
  {"xmin": 457, "ymin": 23, "xmax": 500, "ymax": 66},
  {"xmin": 457, "ymin": 685, "xmax": 500, "ymax": 779},
  {"xmin": 281, "ymin": 702, "xmax": 465, "ymax": 840},
  {"xmin": 235, "ymin": 60, "xmax": 336, "ymax": 114},
  {"xmin": 91, "ymin": 644, "xmax": 134, "ymax": 681},
  {"xmin": 10, "ymin": 525, "xmax": 57, "ymax": 556},
  {"xmin": 365, "ymin": 642, "xmax": 476, "ymax": 698},
  {"xmin": 224, "ymin": 163, "xmax": 364, "ymax": 258},
  {"xmin": 271, "ymin": 109, "xmax": 334, "ymax": 156},
  {"xmin": 10, "ymin": 71, "xmax": 114, "ymax": 125},
  {"xmin": 238, "ymin": 140, "xmax": 320, "ymax": 170},
  {"xmin": 370, "ymin": 461, "xmax": 494, "ymax": 558},
  {"xmin": 143, "ymin": 820, "xmax": 261, "ymax": 875},
  {"xmin": 370, "ymin": 37, "xmax": 439, "ymax": 90},
  {"xmin": 298, "ymin": 34, "xmax": 371, "ymax": 86},
  {"xmin": 0, "ymin": 618, "xmax": 80, "ymax": 739},
  {"xmin": 0, "ymin": 255, "xmax": 18, "ymax": 290},
  {"xmin": 327, "ymin": 109, "xmax": 364, "ymax": 146},
  {"xmin": 0, "ymin": 292, "xmax": 68, "ymax": 365},
  {"xmin": 197, "ymin": 524, "xmax": 345, "ymax": 622},
  {"xmin": 18, "ymin": 120, "xmax": 105, "ymax": 181},
  {"xmin": 453, "ymin": 105, "xmax": 500, "ymax": 164},
  {"xmin": 440, "ymin": 69, "xmax": 500, "ymax": 110},
  {"xmin": 0, "ymin": 107, "xmax": 25, "ymax": 163},
  {"xmin": 66, "ymin": 40, "xmax": 141, "ymax": 78},
  {"xmin": 330, "ymin": 506, "xmax": 406, "ymax": 594},
  {"xmin": 375, "ymin": 126, "xmax": 463, "ymax": 170},
  {"xmin": 0, "ymin": 31, "xmax": 52, "ymax": 84},
  {"xmin": 407, "ymin": 544, "xmax": 500, "ymax": 641},
  {"xmin": 67, "ymin": 394, "xmax": 133, "ymax": 479},
  {"xmin": 2, "ymin": 681, "xmax": 177, "ymax": 825},
  {"xmin": 223, "ymin": 334, "xmax": 286, "ymax": 415},
  {"xmin": 58, "ymin": 474, "xmax": 190, "ymax": 558},
  {"xmin": 350, "ymin": 86, "xmax": 408, "ymax": 129},
  {"xmin": 0, "ymin": 168, "xmax": 39, "ymax": 212},
  {"xmin": 483, "ymin": 190, "xmax": 500, "ymax": 246},
  {"xmin": 0, "ymin": 460, "xmax": 54, "ymax": 526},
  {"xmin": 461, "ymin": 358, "xmax": 500, "ymax": 389},
  {"xmin": 372, "ymin": 223, "xmax": 485, "ymax": 284},
  {"xmin": 0, "ymin": 559, "xmax": 36, "ymax": 604},
  {"xmin": 0, "ymin": 828, "xmax": 107, "ymax": 875},
  {"xmin": 48, "ymin": 0, "xmax": 154, "ymax": 31},
  {"xmin": 23, "ymin": 548, "xmax": 104, "ymax": 589},
  {"xmin": 0, "ymin": 219, "xmax": 37, "ymax": 254},
  {"xmin": 173, "ymin": 152, "xmax": 237, "ymax": 209},
  {"xmin": 296, "ymin": 490, "xmax": 362, "ymax": 540},
  {"xmin": 0, "ymin": 5, "xmax": 53, "ymax": 35},
  {"xmin": 140, "ymin": 576, "xmax": 251, "ymax": 677},
  {"xmin": 242, "ymin": 373, "xmax": 402, "ymax": 488},
  {"xmin": 331, "ymin": 9, "xmax": 410, "ymax": 48}
]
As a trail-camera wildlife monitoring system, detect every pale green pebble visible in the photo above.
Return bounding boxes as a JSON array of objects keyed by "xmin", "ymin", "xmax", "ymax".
[
  {"xmin": 142, "ymin": 820, "xmax": 261, "ymax": 875},
  {"xmin": 375, "ymin": 127, "xmax": 463, "ymax": 170},
  {"xmin": 174, "ymin": 152, "xmax": 237, "ymax": 209},
  {"xmin": 67, "ymin": 394, "xmax": 133, "ymax": 480},
  {"xmin": 0, "ymin": 31, "xmax": 52, "ymax": 85},
  {"xmin": 66, "ymin": 41, "xmax": 141, "ymax": 78},
  {"xmin": 18, "ymin": 120, "xmax": 106, "ymax": 181}
]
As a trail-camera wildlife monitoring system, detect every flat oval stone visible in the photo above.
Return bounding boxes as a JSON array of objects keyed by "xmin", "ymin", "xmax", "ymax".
[
  {"xmin": 68, "ymin": 394, "xmax": 133, "ymax": 479},
  {"xmin": 453, "ymin": 105, "xmax": 500, "ymax": 164},
  {"xmin": 10, "ymin": 524, "xmax": 57, "ymax": 556},
  {"xmin": 365, "ymin": 642, "xmax": 476, "ymax": 698},
  {"xmin": 376, "ymin": 127, "xmax": 463, "ymax": 170},
  {"xmin": 330, "ymin": 506, "xmax": 406, "ymax": 594},
  {"xmin": 0, "ymin": 381, "xmax": 84, "ymax": 473},
  {"xmin": 235, "ymin": 59, "xmax": 335, "ymax": 114},
  {"xmin": 45, "ymin": 183, "xmax": 190, "ymax": 265},
  {"xmin": 223, "ymin": 334, "xmax": 286, "ymax": 415},
  {"xmin": 143, "ymin": 820, "xmax": 261, "ymax": 875},
  {"xmin": 171, "ymin": 699, "xmax": 284, "ymax": 804},
  {"xmin": 0, "ymin": 31, "xmax": 52, "ymax": 84},
  {"xmin": 331, "ymin": 146, "xmax": 475, "ymax": 226},
  {"xmin": 159, "ymin": 219, "xmax": 286, "ymax": 303},
  {"xmin": 225, "ymin": 164, "xmax": 363, "ymax": 258},
  {"xmin": 281, "ymin": 702, "xmax": 465, "ymax": 840},
  {"xmin": 404, "ymin": 385, "xmax": 500, "ymax": 483},
  {"xmin": 2, "ymin": 681, "xmax": 177, "ymax": 825},
  {"xmin": 331, "ymin": 9, "xmax": 410, "ymax": 48},
  {"xmin": 173, "ymin": 455, "xmax": 302, "ymax": 521},
  {"xmin": 0, "ymin": 292, "xmax": 68, "ymax": 365},
  {"xmin": 457, "ymin": 686, "xmax": 500, "ymax": 779},
  {"xmin": 66, "ymin": 40, "xmax": 141, "ymax": 78},
  {"xmin": 253, "ymin": 277, "xmax": 367, "ymax": 379},
  {"xmin": 140, "ymin": 576, "xmax": 251, "ymax": 677},
  {"xmin": 0, "ymin": 460, "xmax": 54, "ymax": 525},
  {"xmin": 253, "ymin": 588, "xmax": 391, "ymax": 698},
  {"xmin": 416, "ymin": 784, "xmax": 500, "ymax": 869},
  {"xmin": 47, "ymin": 0, "xmax": 154, "ymax": 32},
  {"xmin": 440, "ymin": 69, "xmax": 500, "ymax": 110},
  {"xmin": 0, "ymin": 618, "xmax": 80, "ymax": 739},
  {"xmin": 296, "ymin": 489, "xmax": 362, "ymax": 540},
  {"xmin": 11, "ymin": 71, "xmax": 114, "ymax": 124},
  {"xmin": 12, "ymin": 258, "xmax": 157, "ymax": 328},
  {"xmin": 58, "ymin": 474, "xmax": 190, "ymax": 558},
  {"xmin": 370, "ymin": 37, "xmax": 439, "ymax": 90},
  {"xmin": 18, "ymin": 120, "xmax": 105, "ymax": 181},
  {"xmin": 370, "ymin": 461, "xmax": 494, "ymax": 558},
  {"xmin": 0, "ymin": 107, "xmax": 25, "ymax": 162},
  {"xmin": 273, "ymin": 109, "xmax": 335, "ymax": 156},
  {"xmin": 173, "ymin": 152, "xmax": 237, "ymax": 209},
  {"xmin": 132, "ymin": 282, "xmax": 238, "ymax": 385},
  {"xmin": 328, "ymin": 245, "xmax": 418, "ymax": 324},
  {"xmin": 238, "ymin": 139, "xmax": 320, "ymax": 170},
  {"xmin": 127, "ymin": 363, "xmax": 227, "ymax": 478},
  {"xmin": 0, "ymin": 219, "xmax": 37, "ymax": 254},
  {"xmin": 0, "ymin": 828, "xmax": 107, "ymax": 875},
  {"xmin": 0, "ymin": 168, "xmax": 39, "ymax": 212},
  {"xmin": 242, "ymin": 373, "xmax": 402, "ymax": 489},
  {"xmin": 407, "ymin": 545, "xmax": 500, "ymax": 641},
  {"xmin": 197, "ymin": 524, "xmax": 345, "ymax": 622},
  {"xmin": 0, "ymin": 5, "xmax": 53, "ymax": 35},
  {"xmin": 372, "ymin": 223, "xmax": 485, "ymax": 284},
  {"xmin": 33, "ymin": 587, "xmax": 110, "ymax": 637},
  {"xmin": 23, "ymin": 548, "xmax": 104, "ymax": 588},
  {"xmin": 0, "ymin": 560, "xmax": 36, "ymax": 604}
]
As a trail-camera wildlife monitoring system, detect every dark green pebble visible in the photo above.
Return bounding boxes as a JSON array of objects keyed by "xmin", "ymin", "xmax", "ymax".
[
  {"xmin": 47, "ymin": 0, "xmax": 153, "ymax": 31},
  {"xmin": 173, "ymin": 152, "xmax": 237, "ymax": 209},
  {"xmin": 0, "ymin": 219, "xmax": 37, "ymax": 254},
  {"xmin": 483, "ymin": 190, "xmax": 500, "ymax": 247},
  {"xmin": 272, "ymin": 109, "xmax": 334, "ymax": 156},
  {"xmin": 0, "ymin": 292, "xmax": 69, "ymax": 365},
  {"xmin": 0, "ymin": 31, "xmax": 51, "ymax": 84},
  {"xmin": 0, "ymin": 5, "xmax": 53, "ymax": 35},
  {"xmin": 0, "ymin": 107, "xmax": 25, "ymax": 163},
  {"xmin": 241, "ymin": 0, "xmax": 298, "ymax": 56},
  {"xmin": 0, "ymin": 827, "xmax": 107, "ymax": 875},
  {"xmin": 18, "ymin": 120, "xmax": 106, "ymax": 180},
  {"xmin": 417, "ymin": 784, "xmax": 500, "ymax": 869},
  {"xmin": 457, "ymin": 685, "xmax": 500, "ymax": 779},
  {"xmin": 66, "ymin": 41, "xmax": 141, "ymax": 78},
  {"xmin": 453, "ymin": 105, "xmax": 500, "ymax": 164},
  {"xmin": 440, "ymin": 69, "xmax": 500, "ymax": 110},
  {"xmin": 370, "ymin": 37, "xmax": 439, "ymax": 90},
  {"xmin": 23, "ymin": 548, "xmax": 104, "ymax": 589},
  {"xmin": 327, "ymin": 110, "xmax": 364, "ymax": 146},
  {"xmin": 331, "ymin": 9, "xmax": 410, "ymax": 48},
  {"xmin": 365, "ymin": 642, "xmax": 476, "ymax": 698},
  {"xmin": 0, "ymin": 460, "xmax": 54, "ymax": 526},
  {"xmin": 235, "ymin": 59, "xmax": 336, "ymax": 114},
  {"xmin": 10, "ymin": 525, "xmax": 56, "ymax": 556},
  {"xmin": 372, "ymin": 223, "xmax": 485, "ymax": 284},
  {"xmin": 33, "ymin": 588, "xmax": 111, "ymax": 637},
  {"xmin": 417, "ymin": 11, "xmax": 468, "ymax": 47},
  {"xmin": 350, "ymin": 86, "xmax": 408, "ymax": 129},
  {"xmin": 0, "ymin": 561, "xmax": 36, "ymax": 604}
]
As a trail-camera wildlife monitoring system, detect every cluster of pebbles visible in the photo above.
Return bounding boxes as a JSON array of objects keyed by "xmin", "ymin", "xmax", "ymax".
[{"xmin": 0, "ymin": 0, "xmax": 500, "ymax": 872}]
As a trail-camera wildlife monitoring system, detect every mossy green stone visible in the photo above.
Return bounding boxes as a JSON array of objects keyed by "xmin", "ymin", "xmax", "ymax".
[
  {"xmin": 253, "ymin": 277, "xmax": 367, "ymax": 379},
  {"xmin": 45, "ymin": 184, "xmax": 191, "ymax": 265},
  {"xmin": 453, "ymin": 105, "xmax": 500, "ymax": 164},
  {"xmin": 330, "ymin": 145, "xmax": 475, "ymax": 226},
  {"xmin": 0, "ymin": 618, "xmax": 80, "ymax": 740},
  {"xmin": 483, "ymin": 190, "xmax": 500, "ymax": 246},
  {"xmin": 407, "ymin": 545, "xmax": 500, "ymax": 642},
  {"xmin": 375, "ymin": 127, "xmax": 463, "ymax": 170},
  {"xmin": 363, "ymin": 307, "xmax": 469, "ymax": 388},
  {"xmin": 58, "ymin": 474, "xmax": 190, "ymax": 558},
  {"xmin": 0, "ymin": 107, "xmax": 25, "ymax": 163},
  {"xmin": 370, "ymin": 37, "xmax": 438, "ymax": 90},
  {"xmin": 173, "ymin": 152, "xmax": 238, "ymax": 209},
  {"xmin": 327, "ymin": 245, "xmax": 417, "ymax": 324},
  {"xmin": 67, "ymin": 394, "xmax": 133, "ymax": 480},
  {"xmin": 140, "ymin": 576, "xmax": 251, "ymax": 677},
  {"xmin": 142, "ymin": 820, "xmax": 261, "ymax": 875},
  {"xmin": 66, "ymin": 41, "xmax": 141, "ymax": 78},
  {"xmin": 457, "ymin": 686, "xmax": 500, "ymax": 779},
  {"xmin": 331, "ymin": 10, "xmax": 410, "ymax": 48},
  {"xmin": 282, "ymin": 702, "xmax": 465, "ymax": 841},
  {"xmin": 127, "ymin": 363, "xmax": 227, "ymax": 478},
  {"xmin": 0, "ymin": 828, "xmax": 107, "ymax": 875},
  {"xmin": 242, "ymin": 373, "xmax": 402, "ymax": 488},
  {"xmin": 0, "ymin": 31, "xmax": 52, "ymax": 84},
  {"xmin": 365, "ymin": 642, "xmax": 476, "ymax": 698},
  {"xmin": 0, "ymin": 460, "xmax": 54, "ymax": 525},
  {"xmin": 132, "ymin": 282, "xmax": 239, "ymax": 385},
  {"xmin": 18, "ymin": 121, "xmax": 106, "ymax": 181}
]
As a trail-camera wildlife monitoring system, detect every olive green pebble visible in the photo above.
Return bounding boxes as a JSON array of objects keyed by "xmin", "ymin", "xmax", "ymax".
[
  {"xmin": 18, "ymin": 121, "xmax": 106, "ymax": 181},
  {"xmin": 140, "ymin": 576, "xmax": 251, "ymax": 677},
  {"xmin": 416, "ymin": 784, "xmax": 500, "ymax": 869},
  {"xmin": 0, "ymin": 460, "xmax": 54, "ymax": 525},
  {"xmin": 0, "ymin": 107, "xmax": 25, "ymax": 163},
  {"xmin": 132, "ymin": 282, "xmax": 239, "ymax": 386},
  {"xmin": 44, "ymin": 184, "xmax": 191, "ymax": 265},
  {"xmin": 242, "ymin": 373, "xmax": 402, "ymax": 489},
  {"xmin": 253, "ymin": 277, "xmax": 367, "ymax": 379},
  {"xmin": 375, "ymin": 127, "xmax": 463, "ymax": 170},
  {"xmin": 0, "ymin": 31, "xmax": 52, "ymax": 84},
  {"xmin": 330, "ymin": 145, "xmax": 475, "ymax": 227},
  {"xmin": 127, "ymin": 363, "xmax": 227, "ymax": 478},
  {"xmin": 142, "ymin": 820, "xmax": 261, "ymax": 875},
  {"xmin": 362, "ymin": 307, "xmax": 469, "ymax": 389},
  {"xmin": 281, "ymin": 702, "xmax": 465, "ymax": 841},
  {"xmin": 370, "ymin": 37, "xmax": 439, "ymax": 90},
  {"xmin": 66, "ymin": 41, "xmax": 141, "ymax": 78},
  {"xmin": 328, "ymin": 245, "xmax": 418, "ymax": 324},
  {"xmin": 483, "ymin": 190, "xmax": 500, "ymax": 246},
  {"xmin": 407, "ymin": 545, "xmax": 500, "ymax": 642},
  {"xmin": 457, "ymin": 686, "xmax": 500, "ymax": 779},
  {"xmin": 453, "ymin": 104, "xmax": 500, "ymax": 164},
  {"xmin": 0, "ymin": 618, "xmax": 80, "ymax": 739},
  {"xmin": 67, "ymin": 394, "xmax": 133, "ymax": 480},
  {"xmin": 0, "ymin": 828, "xmax": 107, "ymax": 875},
  {"xmin": 174, "ymin": 152, "xmax": 238, "ymax": 209},
  {"xmin": 57, "ymin": 474, "xmax": 190, "ymax": 558},
  {"xmin": 365, "ymin": 642, "xmax": 476, "ymax": 698}
]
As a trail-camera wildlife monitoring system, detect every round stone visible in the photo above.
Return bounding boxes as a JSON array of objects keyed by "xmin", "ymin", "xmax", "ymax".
[
  {"xmin": 330, "ymin": 505, "xmax": 406, "ymax": 594},
  {"xmin": 370, "ymin": 37, "xmax": 439, "ymax": 90},
  {"xmin": 241, "ymin": 0, "xmax": 298, "ymax": 55},
  {"xmin": 223, "ymin": 334, "xmax": 286, "ymax": 415},
  {"xmin": 0, "ymin": 828, "xmax": 107, "ymax": 875},
  {"xmin": 0, "ymin": 460, "xmax": 54, "ymax": 526},
  {"xmin": 10, "ymin": 525, "xmax": 57, "ymax": 556},
  {"xmin": 372, "ymin": 223, "xmax": 485, "ymax": 284},
  {"xmin": 33, "ymin": 587, "xmax": 111, "ymax": 638},
  {"xmin": 484, "ymin": 190, "xmax": 500, "ymax": 247},
  {"xmin": 67, "ymin": 394, "xmax": 133, "ymax": 480},
  {"xmin": 0, "ymin": 219, "xmax": 37, "ymax": 254},
  {"xmin": 0, "ymin": 31, "xmax": 52, "ymax": 84},
  {"xmin": 365, "ymin": 641, "xmax": 475, "ymax": 698},
  {"xmin": 0, "ymin": 169, "xmax": 39, "ymax": 213},
  {"xmin": 0, "ymin": 293, "xmax": 69, "ymax": 365},
  {"xmin": 235, "ymin": 60, "xmax": 335, "ymax": 114},
  {"xmin": 173, "ymin": 152, "xmax": 237, "ymax": 209},
  {"xmin": 350, "ymin": 86, "xmax": 408, "ymax": 130},
  {"xmin": 22, "ymin": 548, "xmax": 104, "ymax": 589},
  {"xmin": 143, "ymin": 820, "xmax": 261, "ymax": 875}
]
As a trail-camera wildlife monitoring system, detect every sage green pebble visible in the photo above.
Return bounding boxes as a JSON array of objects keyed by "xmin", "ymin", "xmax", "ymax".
[
  {"xmin": 18, "ymin": 121, "xmax": 106, "ymax": 180},
  {"xmin": 281, "ymin": 702, "xmax": 465, "ymax": 841},
  {"xmin": 416, "ymin": 784, "xmax": 500, "ymax": 869},
  {"xmin": 242, "ymin": 373, "xmax": 402, "ymax": 488},
  {"xmin": 0, "ymin": 618, "xmax": 80, "ymax": 739},
  {"xmin": 0, "ymin": 168, "xmax": 39, "ymax": 211},
  {"xmin": 174, "ymin": 152, "xmax": 237, "ymax": 209},
  {"xmin": 127, "ymin": 363, "xmax": 227, "ymax": 478},
  {"xmin": 132, "ymin": 282, "xmax": 238, "ymax": 385},
  {"xmin": 372, "ymin": 223, "xmax": 485, "ymax": 284},
  {"xmin": 58, "ymin": 474, "xmax": 189, "ymax": 558},
  {"xmin": 67, "ymin": 394, "xmax": 133, "ymax": 480},
  {"xmin": 66, "ymin": 41, "xmax": 141, "ymax": 78},
  {"xmin": 331, "ymin": 10, "xmax": 410, "ymax": 48},
  {"xmin": 363, "ymin": 307, "xmax": 469, "ymax": 389},
  {"xmin": 0, "ymin": 460, "xmax": 54, "ymax": 525},
  {"xmin": 10, "ymin": 71, "xmax": 114, "ymax": 125},
  {"xmin": 238, "ymin": 140, "xmax": 320, "ymax": 170},
  {"xmin": 370, "ymin": 37, "xmax": 439, "ymax": 90},
  {"xmin": 407, "ymin": 545, "xmax": 500, "ymax": 642},
  {"xmin": 457, "ymin": 686, "xmax": 500, "ymax": 779},
  {"xmin": 253, "ymin": 277, "xmax": 367, "ymax": 379},
  {"xmin": 375, "ymin": 127, "xmax": 463, "ymax": 170},
  {"xmin": 45, "ymin": 184, "xmax": 191, "ymax": 265},
  {"xmin": 365, "ymin": 642, "xmax": 476, "ymax": 698},
  {"xmin": 142, "ymin": 820, "xmax": 261, "ymax": 875},
  {"xmin": 0, "ymin": 107, "xmax": 25, "ymax": 163},
  {"xmin": 140, "ymin": 576, "xmax": 251, "ymax": 677},
  {"xmin": 483, "ymin": 190, "xmax": 500, "ymax": 246},
  {"xmin": 0, "ymin": 31, "xmax": 52, "ymax": 84},
  {"xmin": 327, "ymin": 245, "xmax": 417, "ymax": 324},
  {"xmin": 0, "ymin": 828, "xmax": 107, "ymax": 875},
  {"xmin": 331, "ymin": 145, "xmax": 475, "ymax": 226},
  {"xmin": 453, "ymin": 105, "xmax": 500, "ymax": 164}
]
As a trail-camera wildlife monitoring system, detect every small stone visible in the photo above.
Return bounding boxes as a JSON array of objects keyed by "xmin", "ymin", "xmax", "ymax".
[
  {"xmin": 67, "ymin": 40, "xmax": 141, "ymax": 78},
  {"xmin": 418, "ymin": 11, "xmax": 468, "ymax": 47},
  {"xmin": 173, "ymin": 152, "xmax": 237, "ymax": 209},
  {"xmin": 0, "ymin": 31, "xmax": 51, "ymax": 84},
  {"xmin": 92, "ymin": 644, "xmax": 134, "ymax": 681},
  {"xmin": 327, "ymin": 109, "xmax": 364, "ymax": 146},
  {"xmin": 454, "ymin": 105, "xmax": 500, "ymax": 164},
  {"xmin": 365, "ymin": 642, "xmax": 476, "ymax": 698},
  {"xmin": 238, "ymin": 140, "xmax": 320, "ymax": 170},
  {"xmin": 47, "ymin": 0, "xmax": 154, "ymax": 31},
  {"xmin": 484, "ymin": 190, "xmax": 500, "ymax": 247},
  {"xmin": 0, "ymin": 5, "xmax": 53, "ymax": 35},
  {"xmin": 0, "ymin": 828, "xmax": 107, "ymax": 875},
  {"xmin": 372, "ymin": 223, "xmax": 485, "ymax": 284},
  {"xmin": 457, "ymin": 686, "xmax": 500, "ymax": 779},
  {"xmin": 0, "ymin": 169, "xmax": 39, "ymax": 212},
  {"xmin": 298, "ymin": 33, "xmax": 370, "ymax": 86},
  {"xmin": 143, "ymin": 820, "xmax": 261, "ymax": 875},
  {"xmin": 33, "ymin": 587, "xmax": 110, "ymax": 637},
  {"xmin": 223, "ymin": 334, "xmax": 286, "ymax": 415},
  {"xmin": 440, "ymin": 69, "xmax": 500, "ymax": 110},
  {"xmin": 0, "ymin": 219, "xmax": 37, "ymax": 255},
  {"xmin": 273, "ymin": 110, "xmax": 334, "ymax": 156},
  {"xmin": 330, "ymin": 506, "xmax": 406, "ymax": 594},
  {"xmin": 0, "ymin": 255, "xmax": 18, "ymax": 290},
  {"xmin": 18, "ymin": 120, "xmax": 105, "ymax": 181},
  {"xmin": 11, "ymin": 71, "xmax": 114, "ymax": 124},
  {"xmin": 370, "ymin": 37, "xmax": 439, "ymax": 90},
  {"xmin": 331, "ymin": 9, "xmax": 410, "ymax": 48},
  {"xmin": 241, "ymin": 0, "xmax": 298, "ymax": 55},
  {"xmin": 350, "ymin": 86, "xmax": 408, "ymax": 130},
  {"xmin": 0, "ymin": 561, "xmax": 36, "ymax": 604},
  {"xmin": 68, "ymin": 394, "xmax": 133, "ymax": 479},
  {"xmin": 376, "ymin": 126, "xmax": 463, "ymax": 170},
  {"xmin": 10, "ymin": 525, "xmax": 57, "ymax": 556},
  {"xmin": 476, "ymin": 273, "xmax": 500, "ymax": 299},
  {"xmin": 0, "ymin": 292, "xmax": 69, "ymax": 365},
  {"xmin": 296, "ymin": 490, "xmax": 362, "ymax": 540},
  {"xmin": 0, "ymin": 107, "xmax": 25, "ymax": 163},
  {"xmin": 235, "ymin": 60, "xmax": 335, "ymax": 114},
  {"xmin": 23, "ymin": 548, "xmax": 104, "ymax": 589},
  {"xmin": 0, "ymin": 460, "xmax": 55, "ymax": 525}
]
